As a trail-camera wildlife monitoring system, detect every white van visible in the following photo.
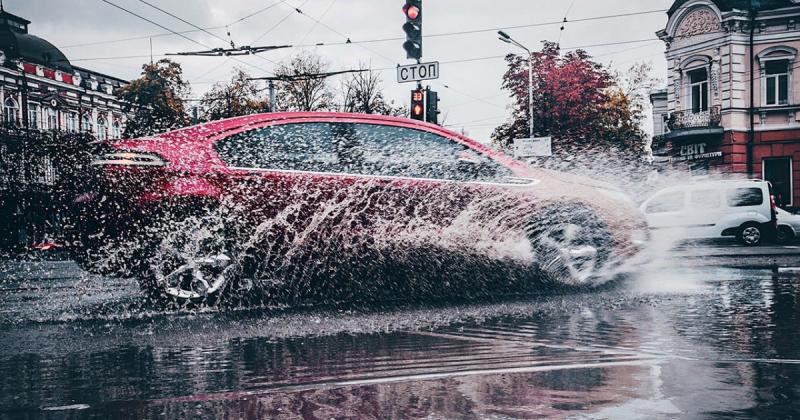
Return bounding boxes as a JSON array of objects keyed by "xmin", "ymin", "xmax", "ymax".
[{"xmin": 640, "ymin": 180, "xmax": 777, "ymax": 246}]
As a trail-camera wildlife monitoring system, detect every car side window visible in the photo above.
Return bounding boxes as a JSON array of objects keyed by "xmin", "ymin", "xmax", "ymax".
[
  {"xmin": 726, "ymin": 187, "xmax": 763, "ymax": 207},
  {"xmin": 214, "ymin": 123, "xmax": 336, "ymax": 171},
  {"xmin": 689, "ymin": 189, "xmax": 721, "ymax": 209},
  {"xmin": 341, "ymin": 123, "xmax": 512, "ymax": 181},
  {"xmin": 646, "ymin": 191, "xmax": 685, "ymax": 214}
]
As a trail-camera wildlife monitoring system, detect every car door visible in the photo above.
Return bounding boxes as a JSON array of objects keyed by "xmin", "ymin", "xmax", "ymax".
[
  {"xmin": 685, "ymin": 187, "xmax": 724, "ymax": 237},
  {"xmin": 331, "ymin": 121, "xmax": 519, "ymax": 246},
  {"xmin": 642, "ymin": 190, "xmax": 687, "ymax": 231},
  {"xmin": 212, "ymin": 122, "xmax": 358, "ymax": 243}
]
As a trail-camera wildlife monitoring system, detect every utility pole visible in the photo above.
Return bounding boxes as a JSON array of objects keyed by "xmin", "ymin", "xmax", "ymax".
[{"xmin": 268, "ymin": 80, "xmax": 275, "ymax": 112}]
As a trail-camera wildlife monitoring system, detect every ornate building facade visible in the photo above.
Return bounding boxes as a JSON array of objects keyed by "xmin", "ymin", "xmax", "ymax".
[
  {"xmin": 0, "ymin": 7, "xmax": 130, "ymax": 251},
  {"xmin": 0, "ymin": 7, "xmax": 128, "ymax": 139},
  {"xmin": 652, "ymin": 0, "xmax": 800, "ymax": 208}
]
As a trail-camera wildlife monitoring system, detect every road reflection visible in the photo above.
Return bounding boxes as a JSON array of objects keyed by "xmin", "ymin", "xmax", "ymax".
[{"xmin": 1, "ymin": 266, "xmax": 800, "ymax": 418}]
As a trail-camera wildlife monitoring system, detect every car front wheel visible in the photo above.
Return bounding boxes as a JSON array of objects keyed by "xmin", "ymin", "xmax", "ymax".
[{"xmin": 525, "ymin": 203, "xmax": 614, "ymax": 286}]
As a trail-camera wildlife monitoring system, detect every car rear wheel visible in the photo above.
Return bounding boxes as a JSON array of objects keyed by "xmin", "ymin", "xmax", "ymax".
[
  {"xmin": 140, "ymin": 210, "xmax": 251, "ymax": 307},
  {"xmin": 525, "ymin": 203, "xmax": 614, "ymax": 286},
  {"xmin": 737, "ymin": 223, "xmax": 763, "ymax": 247},
  {"xmin": 775, "ymin": 226, "xmax": 794, "ymax": 245}
]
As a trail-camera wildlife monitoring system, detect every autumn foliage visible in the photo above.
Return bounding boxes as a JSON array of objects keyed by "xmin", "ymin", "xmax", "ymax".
[
  {"xmin": 492, "ymin": 42, "xmax": 649, "ymax": 154},
  {"xmin": 115, "ymin": 59, "xmax": 190, "ymax": 138}
]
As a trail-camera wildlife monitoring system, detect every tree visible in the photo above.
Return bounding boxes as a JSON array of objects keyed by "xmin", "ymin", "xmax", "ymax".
[
  {"xmin": 340, "ymin": 67, "xmax": 406, "ymax": 116},
  {"xmin": 274, "ymin": 52, "xmax": 336, "ymax": 112},
  {"xmin": 491, "ymin": 41, "xmax": 649, "ymax": 153},
  {"xmin": 200, "ymin": 69, "xmax": 268, "ymax": 121},
  {"xmin": 116, "ymin": 59, "xmax": 190, "ymax": 138}
]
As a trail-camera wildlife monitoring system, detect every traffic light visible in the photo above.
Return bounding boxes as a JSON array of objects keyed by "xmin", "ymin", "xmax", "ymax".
[
  {"xmin": 425, "ymin": 87, "xmax": 439, "ymax": 125},
  {"xmin": 410, "ymin": 89, "xmax": 424, "ymax": 121},
  {"xmin": 402, "ymin": 0, "xmax": 422, "ymax": 60}
]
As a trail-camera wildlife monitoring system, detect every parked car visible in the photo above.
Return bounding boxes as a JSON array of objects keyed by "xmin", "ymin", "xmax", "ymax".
[
  {"xmin": 69, "ymin": 112, "xmax": 647, "ymax": 305},
  {"xmin": 775, "ymin": 207, "xmax": 800, "ymax": 244},
  {"xmin": 639, "ymin": 180, "xmax": 777, "ymax": 246}
]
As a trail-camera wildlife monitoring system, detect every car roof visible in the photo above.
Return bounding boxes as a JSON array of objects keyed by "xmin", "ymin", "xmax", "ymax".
[
  {"xmin": 656, "ymin": 179, "xmax": 768, "ymax": 192},
  {"xmin": 156, "ymin": 112, "xmax": 455, "ymax": 142}
]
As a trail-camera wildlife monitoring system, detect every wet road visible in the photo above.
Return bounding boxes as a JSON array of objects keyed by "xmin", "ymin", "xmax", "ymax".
[{"xmin": 2, "ymin": 254, "xmax": 800, "ymax": 418}]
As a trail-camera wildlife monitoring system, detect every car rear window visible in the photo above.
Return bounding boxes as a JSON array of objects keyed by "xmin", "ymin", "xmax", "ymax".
[
  {"xmin": 727, "ymin": 187, "xmax": 763, "ymax": 207},
  {"xmin": 646, "ymin": 191, "xmax": 685, "ymax": 214}
]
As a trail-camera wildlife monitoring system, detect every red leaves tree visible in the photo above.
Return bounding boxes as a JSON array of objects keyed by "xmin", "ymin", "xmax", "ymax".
[{"xmin": 492, "ymin": 41, "xmax": 647, "ymax": 154}]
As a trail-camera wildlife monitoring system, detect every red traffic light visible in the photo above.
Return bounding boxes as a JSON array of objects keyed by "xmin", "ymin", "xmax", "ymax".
[
  {"xmin": 410, "ymin": 88, "xmax": 424, "ymax": 121},
  {"xmin": 403, "ymin": 4, "xmax": 420, "ymax": 20}
]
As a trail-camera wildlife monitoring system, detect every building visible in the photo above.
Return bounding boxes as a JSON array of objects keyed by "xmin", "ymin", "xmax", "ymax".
[
  {"xmin": 0, "ymin": 6, "xmax": 128, "ymax": 138},
  {"xmin": 0, "ymin": 6, "xmax": 131, "ymax": 251},
  {"xmin": 651, "ymin": 0, "xmax": 800, "ymax": 208}
]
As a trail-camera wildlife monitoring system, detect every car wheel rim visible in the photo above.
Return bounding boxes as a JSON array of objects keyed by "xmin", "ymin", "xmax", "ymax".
[
  {"xmin": 742, "ymin": 227, "xmax": 761, "ymax": 244},
  {"xmin": 152, "ymin": 217, "xmax": 233, "ymax": 301},
  {"xmin": 538, "ymin": 223, "xmax": 599, "ymax": 284}
]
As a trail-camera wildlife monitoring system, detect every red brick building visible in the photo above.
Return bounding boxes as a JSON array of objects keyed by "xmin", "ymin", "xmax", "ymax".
[{"xmin": 651, "ymin": 0, "xmax": 800, "ymax": 208}]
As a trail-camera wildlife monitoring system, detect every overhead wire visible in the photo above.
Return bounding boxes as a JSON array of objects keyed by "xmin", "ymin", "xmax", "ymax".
[{"xmin": 60, "ymin": 0, "xmax": 286, "ymax": 50}]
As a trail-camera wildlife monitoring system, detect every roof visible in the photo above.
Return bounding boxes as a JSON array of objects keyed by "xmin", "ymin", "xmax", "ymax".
[
  {"xmin": 668, "ymin": 0, "xmax": 795, "ymax": 16},
  {"xmin": 0, "ymin": 9, "xmax": 72, "ymax": 72},
  {"xmin": 73, "ymin": 66, "xmax": 128, "ymax": 88}
]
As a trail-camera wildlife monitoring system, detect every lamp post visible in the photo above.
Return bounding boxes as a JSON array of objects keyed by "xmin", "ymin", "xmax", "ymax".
[{"xmin": 498, "ymin": 30, "xmax": 534, "ymax": 138}]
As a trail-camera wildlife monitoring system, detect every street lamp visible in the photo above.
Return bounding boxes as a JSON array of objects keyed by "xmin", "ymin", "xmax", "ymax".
[{"xmin": 498, "ymin": 30, "xmax": 534, "ymax": 138}]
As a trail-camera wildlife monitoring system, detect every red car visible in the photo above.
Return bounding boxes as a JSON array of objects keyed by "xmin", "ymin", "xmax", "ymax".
[{"xmin": 70, "ymin": 112, "xmax": 646, "ymax": 305}]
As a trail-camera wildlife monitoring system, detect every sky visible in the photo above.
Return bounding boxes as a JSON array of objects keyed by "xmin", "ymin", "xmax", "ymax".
[{"xmin": 9, "ymin": 0, "xmax": 675, "ymax": 142}]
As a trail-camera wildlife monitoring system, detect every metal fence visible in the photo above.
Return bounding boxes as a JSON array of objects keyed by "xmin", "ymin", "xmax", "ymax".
[{"xmin": 0, "ymin": 126, "xmax": 95, "ymax": 252}]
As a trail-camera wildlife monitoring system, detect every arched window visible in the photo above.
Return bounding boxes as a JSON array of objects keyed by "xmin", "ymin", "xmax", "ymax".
[
  {"xmin": 81, "ymin": 114, "xmax": 92, "ymax": 133},
  {"xmin": 3, "ymin": 98, "xmax": 18, "ymax": 125},
  {"xmin": 757, "ymin": 46, "xmax": 797, "ymax": 107},
  {"xmin": 97, "ymin": 117, "xmax": 108, "ymax": 140},
  {"xmin": 112, "ymin": 121, "xmax": 121, "ymax": 139}
]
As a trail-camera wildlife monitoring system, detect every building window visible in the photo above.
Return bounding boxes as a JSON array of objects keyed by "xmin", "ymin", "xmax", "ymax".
[
  {"xmin": 765, "ymin": 60, "xmax": 789, "ymax": 106},
  {"xmin": 97, "ymin": 117, "xmax": 108, "ymax": 140},
  {"xmin": 3, "ymin": 98, "xmax": 19, "ymax": 125},
  {"xmin": 46, "ymin": 108, "xmax": 57, "ymax": 131},
  {"xmin": 688, "ymin": 68, "xmax": 708, "ymax": 113},
  {"xmin": 67, "ymin": 112, "xmax": 78, "ymax": 132},
  {"xmin": 81, "ymin": 114, "xmax": 92, "ymax": 133},
  {"xmin": 28, "ymin": 103, "xmax": 40, "ymax": 129},
  {"xmin": 112, "ymin": 121, "xmax": 121, "ymax": 139}
]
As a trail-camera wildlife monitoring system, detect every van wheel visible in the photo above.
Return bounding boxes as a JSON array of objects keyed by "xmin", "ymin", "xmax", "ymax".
[
  {"xmin": 738, "ymin": 223, "xmax": 763, "ymax": 246},
  {"xmin": 775, "ymin": 226, "xmax": 794, "ymax": 245}
]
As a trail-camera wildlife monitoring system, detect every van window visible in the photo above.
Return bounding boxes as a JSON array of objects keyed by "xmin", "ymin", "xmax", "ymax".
[
  {"xmin": 646, "ymin": 191, "xmax": 685, "ymax": 214},
  {"xmin": 690, "ymin": 189, "xmax": 721, "ymax": 209},
  {"xmin": 727, "ymin": 187, "xmax": 763, "ymax": 207}
]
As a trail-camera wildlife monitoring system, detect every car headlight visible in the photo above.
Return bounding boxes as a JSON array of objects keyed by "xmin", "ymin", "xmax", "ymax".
[{"xmin": 91, "ymin": 152, "xmax": 167, "ymax": 167}]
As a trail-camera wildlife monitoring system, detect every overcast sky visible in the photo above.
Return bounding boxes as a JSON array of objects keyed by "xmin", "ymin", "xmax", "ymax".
[{"xmin": 9, "ymin": 0, "xmax": 674, "ymax": 141}]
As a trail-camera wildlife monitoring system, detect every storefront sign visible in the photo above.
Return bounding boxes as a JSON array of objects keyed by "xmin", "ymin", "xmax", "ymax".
[{"xmin": 669, "ymin": 142, "xmax": 723, "ymax": 162}]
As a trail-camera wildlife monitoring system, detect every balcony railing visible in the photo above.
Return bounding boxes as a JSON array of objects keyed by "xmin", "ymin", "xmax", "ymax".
[{"xmin": 667, "ymin": 105, "xmax": 721, "ymax": 131}]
